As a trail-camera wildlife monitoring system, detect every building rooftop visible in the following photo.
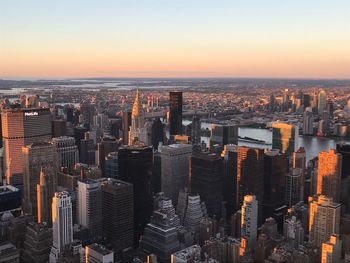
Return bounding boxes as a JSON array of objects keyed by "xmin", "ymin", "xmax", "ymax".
[{"xmin": 87, "ymin": 243, "xmax": 113, "ymax": 256}]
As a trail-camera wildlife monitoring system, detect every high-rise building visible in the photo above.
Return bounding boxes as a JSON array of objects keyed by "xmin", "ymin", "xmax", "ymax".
[
  {"xmin": 283, "ymin": 215, "xmax": 304, "ymax": 248},
  {"xmin": 85, "ymin": 243, "xmax": 114, "ymax": 263},
  {"xmin": 77, "ymin": 179, "xmax": 102, "ymax": 241},
  {"xmin": 271, "ymin": 123, "xmax": 298, "ymax": 156},
  {"xmin": 191, "ymin": 114, "xmax": 201, "ymax": 145},
  {"xmin": 302, "ymin": 107, "xmax": 314, "ymax": 135},
  {"xmin": 0, "ymin": 242, "xmax": 20, "ymax": 263},
  {"xmin": 99, "ymin": 178, "xmax": 133, "ymax": 257},
  {"xmin": 237, "ymin": 147, "xmax": 264, "ymax": 219},
  {"xmin": 37, "ymin": 168, "xmax": 50, "ymax": 224},
  {"xmin": 122, "ymin": 111, "xmax": 131, "ymax": 145},
  {"xmin": 263, "ymin": 149, "xmax": 287, "ymax": 220},
  {"xmin": 336, "ymin": 143, "xmax": 350, "ymax": 179},
  {"xmin": 209, "ymin": 124, "xmax": 238, "ymax": 152},
  {"xmin": 97, "ymin": 136, "xmax": 118, "ymax": 169},
  {"xmin": 318, "ymin": 89, "xmax": 327, "ymax": 115},
  {"xmin": 160, "ymin": 144, "xmax": 192, "ymax": 205},
  {"xmin": 79, "ymin": 102, "xmax": 95, "ymax": 125},
  {"xmin": 129, "ymin": 90, "xmax": 148, "ymax": 145},
  {"xmin": 79, "ymin": 138, "xmax": 95, "ymax": 165},
  {"xmin": 151, "ymin": 118, "xmax": 164, "ymax": 150},
  {"xmin": 309, "ymin": 195, "xmax": 341, "ymax": 247},
  {"xmin": 2, "ymin": 107, "xmax": 52, "ymax": 185},
  {"xmin": 104, "ymin": 152, "xmax": 118, "ymax": 178},
  {"xmin": 52, "ymin": 119, "xmax": 67, "ymax": 138},
  {"xmin": 169, "ymin": 92, "xmax": 183, "ymax": 136},
  {"xmin": 49, "ymin": 191, "xmax": 73, "ymax": 263},
  {"xmin": 139, "ymin": 196, "xmax": 180, "ymax": 262},
  {"xmin": 317, "ymin": 149, "xmax": 342, "ymax": 203},
  {"xmin": 241, "ymin": 195, "xmax": 258, "ymax": 250},
  {"xmin": 190, "ymin": 152, "xmax": 224, "ymax": 218},
  {"xmin": 118, "ymin": 145, "xmax": 153, "ymax": 244},
  {"xmin": 321, "ymin": 234, "xmax": 342, "ymax": 263},
  {"xmin": 51, "ymin": 136, "xmax": 79, "ymax": 169},
  {"xmin": 183, "ymin": 194, "xmax": 206, "ymax": 234},
  {"xmin": 285, "ymin": 168, "xmax": 303, "ymax": 207},
  {"xmin": 0, "ymin": 185, "xmax": 21, "ymax": 213},
  {"xmin": 22, "ymin": 142, "xmax": 58, "ymax": 221}
]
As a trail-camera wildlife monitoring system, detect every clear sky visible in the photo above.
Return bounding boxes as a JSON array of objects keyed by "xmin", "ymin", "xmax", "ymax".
[{"xmin": 1, "ymin": 0, "xmax": 350, "ymax": 79}]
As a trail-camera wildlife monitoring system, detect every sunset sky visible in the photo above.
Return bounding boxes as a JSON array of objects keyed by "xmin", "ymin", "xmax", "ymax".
[{"xmin": 1, "ymin": 0, "xmax": 350, "ymax": 79}]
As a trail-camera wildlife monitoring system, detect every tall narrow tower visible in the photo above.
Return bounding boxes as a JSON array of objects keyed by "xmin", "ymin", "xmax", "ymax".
[
  {"xmin": 37, "ymin": 168, "xmax": 50, "ymax": 224},
  {"xmin": 169, "ymin": 91, "xmax": 183, "ymax": 136}
]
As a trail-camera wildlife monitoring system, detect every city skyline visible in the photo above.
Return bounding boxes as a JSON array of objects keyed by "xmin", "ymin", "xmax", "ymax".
[{"xmin": 1, "ymin": 0, "xmax": 350, "ymax": 79}]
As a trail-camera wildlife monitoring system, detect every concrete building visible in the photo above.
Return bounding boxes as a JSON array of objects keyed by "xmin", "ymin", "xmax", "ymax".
[
  {"xmin": 241, "ymin": 195, "xmax": 258, "ymax": 250},
  {"xmin": 2, "ymin": 107, "xmax": 52, "ymax": 185},
  {"xmin": 103, "ymin": 152, "xmax": 118, "ymax": 178},
  {"xmin": 302, "ymin": 107, "xmax": 314, "ymax": 135},
  {"xmin": 51, "ymin": 136, "xmax": 79, "ymax": 169},
  {"xmin": 285, "ymin": 168, "xmax": 303, "ymax": 207},
  {"xmin": 271, "ymin": 122, "xmax": 298, "ymax": 156},
  {"xmin": 77, "ymin": 179, "xmax": 102, "ymax": 242},
  {"xmin": 317, "ymin": 149, "xmax": 342, "ymax": 203},
  {"xmin": 209, "ymin": 124, "xmax": 238, "ymax": 152},
  {"xmin": 160, "ymin": 144, "xmax": 192, "ymax": 205},
  {"xmin": 0, "ymin": 242, "xmax": 20, "ymax": 263},
  {"xmin": 321, "ymin": 234, "xmax": 341, "ymax": 263},
  {"xmin": 309, "ymin": 195, "xmax": 341, "ymax": 247},
  {"xmin": 283, "ymin": 215, "xmax": 304, "ymax": 248},
  {"xmin": 85, "ymin": 243, "xmax": 114, "ymax": 263}
]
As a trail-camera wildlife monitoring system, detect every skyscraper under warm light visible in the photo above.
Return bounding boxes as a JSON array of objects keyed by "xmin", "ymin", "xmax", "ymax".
[
  {"xmin": 317, "ymin": 149, "xmax": 342, "ymax": 203},
  {"xmin": 169, "ymin": 92, "xmax": 183, "ymax": 136},
  {"xmin": 272, "ymin": 122, "xmax": 298, "ymax": 156}
]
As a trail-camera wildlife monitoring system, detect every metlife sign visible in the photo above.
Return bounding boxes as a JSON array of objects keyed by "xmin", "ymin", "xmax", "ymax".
[{"xmin": 24, "ymin": 112, "xmax": 39, "ymax": 117}]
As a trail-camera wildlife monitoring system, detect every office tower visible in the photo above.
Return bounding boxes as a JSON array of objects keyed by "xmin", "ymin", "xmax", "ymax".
[
  {"xmin": 183, "ymin": 194, "xmax": 206, "ymax": 234},
  {"xmin": 52, "ymin": 119, "xmax": 67, "ymax": 138},
  {"xmin": 23, "ymin": 142, "xmax": 58, "ymax": 221},
  {"xmin": 151, "ymin": 118, "xmax": 164, "ymax": 150},
  {"xmin": 317, "ymin": 149, "xmax": 342, "ymax": 202},
  {"xmin": 336, "ymin": 143, "xmax": 350, "ymax": 179},
  {"xmin": 160, "ymin": 144, "xmax": 192, "ymax": 205},
  {"xmin": 309, "ymin": 195, "xmax": 341, "ymax": 247},
  {"xmin": 318, "ymin": 89, "xmax": 327, "ymax": 115},
  {"xmin": 66, "ymin": 106, "xmax": 74, "ymax": 123},
  {"xmin": 176, "ymin": 188, "xmax": 190, "ymax": 225},
  {"xmin": 80, "ymin": 102, "xmax": 95, "ymax": 125},
  {"xmin": 79, "ymin": 138, "xmax": 95, "ymax": 165},
  {"xmin": 122, "ymin": 111, "xmax": 131, "ymax": 145},
  {"xmin": 77, "ymin": 179, "xmax": 102, "ymax": 241},
  {"xmin": 263, "ymin": 149, "xmax": 287, "ymax": 220},
  {"xmin": 269, "ymin": 94, "xmax": 276, "ymax": 112},
  {"xmin": 51, "ymin": 136, "xmax": 79, "ymax": 169},
  {"xmin": 99, "ymin": 178, "xmax": 133, "ymax": 257},
  {"xmin": 282, "ymin": 88, "xmax": 290, "ymax": 111},
  {"xmin": 285, "ymin": 168, "xmax": 303, "ymax": 207},
  {"xmin": 237, "ymin": 147, "xmax": 264, "ymax": 218},
  {"xmin": 292, "ymin": 147, "xmax": 306, "ymax": 171},
  {"xmin": 0, "ymin": 185, "xmax": 21, "ymax": 213},
  {"xmin": 191, "ymin": 114, "xmax": 201, "ymax": 145},
  {"xmin": 283, "ymin": 215, "xmax": 304, "ymax": 248},
  {"xmin": 169, "ymin": 91, "xmax": 182, "ymax": 136},
  {"xmin": 85, "ymin": 243, "xmax": 114, "ymax": 263},
  {"xmin": 221, "ymin": 145, "xmax": 238, "ymax": 217},
  {"xmin": 302, "ymin": 107, "xmax": 314, "ymax": 135},
  {"xmin": 321, "ymin": 234, "xmax": 341, "ymax": 263},
  {"xmin": 37, "ymin": 168, "xmax": 50, "ymax": 224},
  {"xmin": 2, "ymin": 107, "xmax": 52, "ymax": 185},
  {"xmin": 129, "ymin": 90, "xmax": 148, "ymax": 145},
  {"xmin": 73, "ymin": 126, "xmax": 88, "ymax": 152},
  {"xmin": 93, "ymin": 113, "xmax": 109, "ymax": 132},
  {"xmin": 198, "ymin": 217, "xmax": 215, "ymax": 245},
  {"xmin": 209, "ymin": 124, "xmax": 238, "ymax": 152},
  {"xmin": 22, "ymin": 222, "xmax": 52, "ymax": 263},
  {"xmin": 241, "ymin": 195, "xmax": 258, "ymax": 250},
  {"xmin": 118, "ymin": 145, "xmax": 153, "ymax": 244},
  {"xmin": 271, "ymin": 122, "xmax": 298, "ymax": 156},
  {"xmin": 97, "ymin": 136, "xmax": 118, "ymax": 169},
  {"xmin": 190, "ymin": 152, "xmax": 224, "ymax": 218},
  {"xmin": 49, "ymin": 191, "xmax": 73, "ymax": 263},
  {"xmin": 104, "ymin": 152, "xmax": 118, "ymax": 178},
  {"xmin": 139, "ymin": 197, "xmax": 180, "ymax": 262}
]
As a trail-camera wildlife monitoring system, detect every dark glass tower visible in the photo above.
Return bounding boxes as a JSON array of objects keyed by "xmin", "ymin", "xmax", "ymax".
[
  {"xmin": 336, "ymin": 143, "xmax": 350, "ymax": 179},
  {"xmin": 151, "ymin": 118, "xmax": 164, "ymax": 150},
  {"xmin": 118, "ymin": 145, "xmax": 153, "ymax": 245},
  {"xmin": 169, "ymin": 92, "xmax": 183, "ymax": 136}
]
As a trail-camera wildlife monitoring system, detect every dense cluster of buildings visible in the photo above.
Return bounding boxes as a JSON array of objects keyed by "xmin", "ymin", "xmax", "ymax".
[{"xmin": 0, "ymin": 86, "xmax": 349, "ymax": 263}]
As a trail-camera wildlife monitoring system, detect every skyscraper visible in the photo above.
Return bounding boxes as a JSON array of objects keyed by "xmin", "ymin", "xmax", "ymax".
[
  {"xmin": 169, "ymin": 92, "xmax": 183, "ymax": 136},
  {"xmin": 104, "ymin": 151, "xmax": 119, "ymax": 178},
  {"xmin": 160, "ymin": 144, "xmax": 192, "ymax": 205},
  {"xmin": 77, "ymin": 179, "xmax": 102, "ymax": 241},
  {"xmin": 302, "ymin": 107, "xmax": 314, "ymax": 135},
  {"xmin": 22, "ymin": 142, "xmax": 58, "ymax": 221},
  {"xmin": 190, "ymin": 152, "xmax": 224, "ymax": 218},
  {"xmin": 336, "ymin": 143, "xmax": 350, "ymax": 179},
  {"xmin": 272, "ymin": 123, "xmax": 298, "ymax": 156},
  {"xmin": 50, "ymin": 191, "xmax": 73, "ymax": 263},
  {"xmin": 263, "ymin": 149, "xmax": 287, "ymax": 220},
  {"xmin": 241, "ymin": 195, "xmax": 258, "ymax": 250},
  {"xmin": 191, "ymin": 114, "xmax": 201, "ymax": 145},
  {"xmin": 99, "ymin": 178, "xmax": 133, "ymax": 257},
  {"xmin": 209, "ymin": 124, "xmax": 238, "ymax": 152},
  {"xmin": 317, "ymin": 149, "xmax": 342, "ymax": 203},
  {"xmin": 37, "ymin": 168, "xmax": 50, "ymax": 224},
  {"xmin": 308, "ymin": 195, "xmax": 340, "ymax": 247},
  {"xmin": 283, "ymin": 215, "xmax": 304, "ymax": 249},
  {"xmin": 122, "ymin": 111, "xmax": 131, "ymax": 145},
  {"xmin": 85, "ymin": 243, "xmax": 114, "ymax": 263},
  {"xmin": 285, "ymin": 168, "xmax": 303, "ymax": 207},
  {"xmin": 318, "ymin": 89, "xmax": 327, "ymax": 115},
  {"xmin": 321, "ymin": 234, "xmax": 342, "ymax": 263},
  {"xmin": 51, "ymin": 136, "xmax": 79, "ymax": 170},
  {"xmin": 151, "ymin": 118, "xmax": 164, "ymax": 150},
  {"xmin": 236, "ymin": 147, "xmax": 264, "ymax": 218},
  {"xmin": 129, "ymin": 90, "xmax": 148, "ymax": 145},
  {"xmin": 79, "ymin": 138, "xmax": 95, "ymax": 165},
  {"xmin": 2, "ymin": 107, "xmax": 52, "ymax": 185},
  {"xmin": 118, "ymin": 145, "xmax": 153, "ymax": 244}
]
